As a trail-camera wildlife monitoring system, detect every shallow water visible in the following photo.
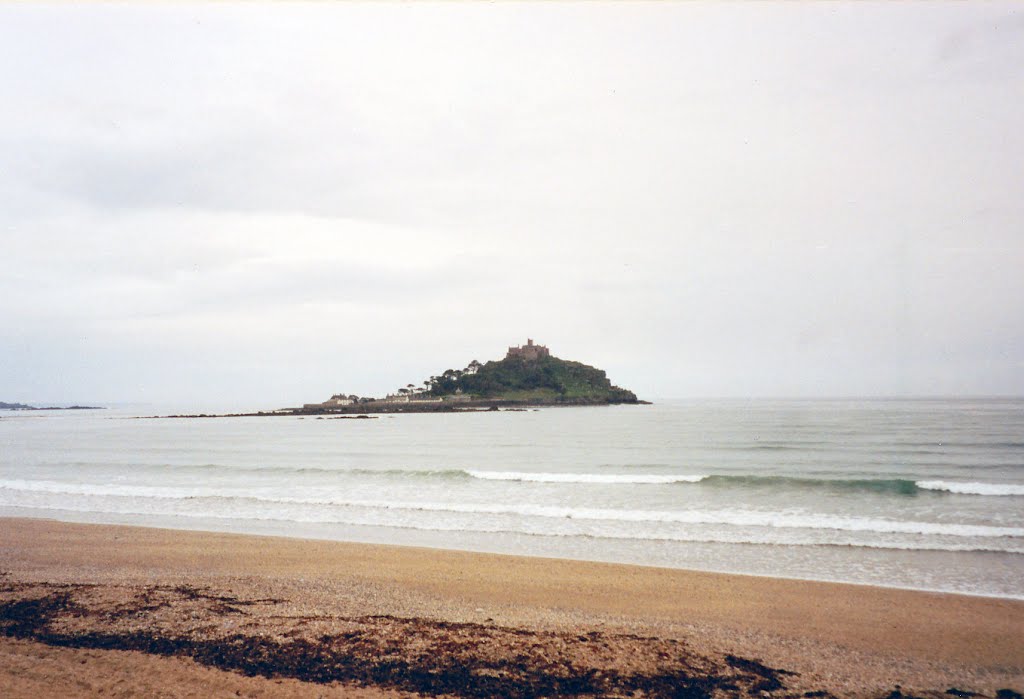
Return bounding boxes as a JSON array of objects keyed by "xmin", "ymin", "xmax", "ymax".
[{"xmin": 2, "ymin": 398, "xmax": 1022, "ymax": 597}]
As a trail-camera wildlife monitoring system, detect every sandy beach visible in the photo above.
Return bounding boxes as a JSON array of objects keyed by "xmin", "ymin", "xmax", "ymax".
[{"xmin": 1, "ymin": 517, "xmax": 1021, "ymax": 698}]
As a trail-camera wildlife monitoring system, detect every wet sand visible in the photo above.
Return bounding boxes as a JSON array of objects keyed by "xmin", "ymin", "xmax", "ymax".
[{"xmin": 1, "ymin": 517, "xmax": 1021, "ymax": 698}]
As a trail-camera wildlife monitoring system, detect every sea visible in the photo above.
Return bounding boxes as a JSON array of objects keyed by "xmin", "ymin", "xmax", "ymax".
[{"xmin": 1, "ymin": 398, "xmax": 1022, "ymax": 599}]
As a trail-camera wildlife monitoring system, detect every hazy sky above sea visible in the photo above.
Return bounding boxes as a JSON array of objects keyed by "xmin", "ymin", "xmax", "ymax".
[{"xmin": 2, "ymin": 3, "xmax": 1022, "ymax": 407}]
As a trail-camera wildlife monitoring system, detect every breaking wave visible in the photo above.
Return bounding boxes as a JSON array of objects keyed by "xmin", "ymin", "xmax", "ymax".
[
  {"xmin": 463, "ymin": 472, "xmax": 1024, "ymax": 497},
  {"xmin": 6, "ymin": 471, "xmax": 1024, "ymax": 498},
  {"xmin": 916, "ymin": 480, "xmax": 1024, "ymax": 496},
  {"xmin": 464, "ymin": 471, "xmax": 706, "ymax": 484},
  {"xmin": 2, "ymin": 499, "xmax": 1022, "ymax": 555},
  {"xmin": 2, "ymin": 479, "xmax": 1022, "ymax": 539}
]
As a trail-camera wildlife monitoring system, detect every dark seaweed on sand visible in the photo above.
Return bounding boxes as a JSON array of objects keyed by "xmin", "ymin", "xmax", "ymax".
[{"xmin": 0, "ymin": 579, "xmax": 1017, "ymax": 699}]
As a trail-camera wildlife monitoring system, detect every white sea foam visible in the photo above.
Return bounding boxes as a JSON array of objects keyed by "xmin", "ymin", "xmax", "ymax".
[
  {"xmin": 8, "ymin": 478, "xmax": 1024, "ymax": 544},
  {"xmin": 916, "ymin": 480, "xmax": 1024, "ymax": 496},
  {"xmin": 4, "ymin": 397, "xmax": 1023, "ymax": 598},
  {"xmin": 0, "ymin": 479, "xmax": 203, "ymax": 499},
  {"xmin": 5, "ymin": 478, "xmax": 1020, "ymax": 539},
  {"xmin": 4, "ymin": 500, "xmax": 1024, "ymax": 555},
  {"xmin": 465, "ymin": 470, "xmax": 706, "ymax": 484},
  {"xmin": 289, "ymin": 499, "xmax": 1020, "ymax": 538}
]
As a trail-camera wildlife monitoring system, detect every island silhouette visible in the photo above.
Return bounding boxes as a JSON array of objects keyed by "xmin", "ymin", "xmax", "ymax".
[{"xmin": 147, "ymin": 340, "xmax": 645, "ymax": 418}]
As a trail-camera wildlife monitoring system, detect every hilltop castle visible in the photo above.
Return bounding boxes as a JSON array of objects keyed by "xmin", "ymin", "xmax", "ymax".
[{"xmin": 506, "ymin": 338, "xmax": 550, "ymax": 361}]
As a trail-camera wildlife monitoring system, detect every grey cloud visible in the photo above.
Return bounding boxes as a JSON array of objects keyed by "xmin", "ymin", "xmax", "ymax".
[
  {"xmin": 1, "ymin": 2, "xmax": 1022, "ymax": 404},
  {"xmin": 933, "ymin": 11, "xmax": 1024, "ymax": 80}
]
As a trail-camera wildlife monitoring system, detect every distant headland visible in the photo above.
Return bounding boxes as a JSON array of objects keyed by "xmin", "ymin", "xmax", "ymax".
[
  {"xmin": 295, "ymin": 339, "xmax": 645, "ymax": 414},
  {"xmin": 0, "ymin": 401, "xmax": 105, "ymax": 411}
]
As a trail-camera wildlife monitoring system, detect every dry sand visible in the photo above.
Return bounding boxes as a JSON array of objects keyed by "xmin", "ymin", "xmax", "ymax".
[{"xmin": 1, "ymin": 517, "xmax": 1021, "ymax": 698}]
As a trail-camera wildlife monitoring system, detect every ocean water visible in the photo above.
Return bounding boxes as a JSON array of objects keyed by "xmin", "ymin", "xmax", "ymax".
[{"xmin": 1, "ymin": 398, "xmax": 1022, "ymax": 598}]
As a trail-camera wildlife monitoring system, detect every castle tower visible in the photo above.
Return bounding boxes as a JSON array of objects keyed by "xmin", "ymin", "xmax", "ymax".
[{"xmin": 506, "ymin": 339, "xmax": 550, "ymax": 361}]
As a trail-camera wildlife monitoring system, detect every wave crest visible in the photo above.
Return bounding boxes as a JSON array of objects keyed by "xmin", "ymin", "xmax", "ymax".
[
  {"xmin": 916, "ymin": 480, "xmax": 1024, "ymax": 496},
  {"xmin": 465, "ymin": 471, "xmax": 706, "ymax": 484},
  {"xmin": 3, "ymin": 479, "xmax": 1021, "ymax": 539}
]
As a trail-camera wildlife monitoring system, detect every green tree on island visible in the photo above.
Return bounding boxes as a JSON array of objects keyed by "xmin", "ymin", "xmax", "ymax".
[{"xmin": 424, "ymin": 353, "xmax": 637, "ymax": 404}]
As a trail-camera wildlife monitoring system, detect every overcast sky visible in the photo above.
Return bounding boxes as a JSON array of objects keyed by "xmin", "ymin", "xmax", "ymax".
[{"xmin": 1, "ymin": 3, "xmax": 1022, "ymax": 407}]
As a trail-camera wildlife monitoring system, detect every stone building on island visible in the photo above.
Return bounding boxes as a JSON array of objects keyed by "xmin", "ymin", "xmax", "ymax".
[{"xmin": 506, "ymin": 338, "xmax": 550, "ymax": 361}]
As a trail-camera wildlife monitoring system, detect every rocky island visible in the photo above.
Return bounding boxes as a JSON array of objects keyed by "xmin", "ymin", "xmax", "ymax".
[
  {"xmin": 297, "ymin": 339, "xmax": 644, "ymax": 414},
  {"xmin": 147, "ymin": 341, "xmax": 645, "ymax": 418}
]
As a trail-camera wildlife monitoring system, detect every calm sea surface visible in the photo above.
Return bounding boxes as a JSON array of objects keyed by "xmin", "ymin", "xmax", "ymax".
[{"xmin": 2, "ymin": 399, "xmax": 1022, "ymax": 598}]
